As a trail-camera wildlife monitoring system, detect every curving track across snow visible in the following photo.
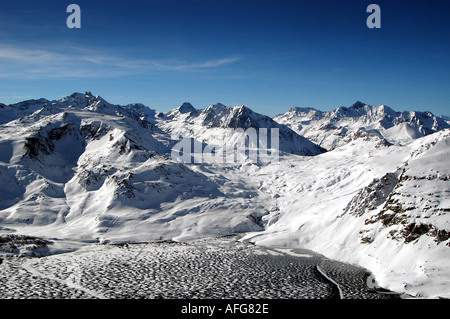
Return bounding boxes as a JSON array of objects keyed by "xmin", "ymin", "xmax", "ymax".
[{"xmin": 0, "ymin": 237, "xmax": 399, "ymax": 299}]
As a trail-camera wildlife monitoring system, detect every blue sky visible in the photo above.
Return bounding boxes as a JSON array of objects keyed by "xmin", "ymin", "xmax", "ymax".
[{"xmin": 0, "ymin": 0, "xmax": 449, "ymax": 116}]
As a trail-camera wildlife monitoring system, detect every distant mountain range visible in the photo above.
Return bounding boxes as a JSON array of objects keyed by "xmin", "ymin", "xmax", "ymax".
[
  {"xmin": 160, "ymin": 101, "xmax": 326, "ymax": 157},
  {"xmin": 0, "ymin": 92, "xmax": 325, "ymax": 242},
  {"xmin": 274, "ymin": 101, "xmax": 450, "ymax": 150},
  {"xmin": 1, "ymin": 92, "xmax": 449, "ymax": 298}
]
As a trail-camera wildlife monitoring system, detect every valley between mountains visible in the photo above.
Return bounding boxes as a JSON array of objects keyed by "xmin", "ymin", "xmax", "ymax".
[{"xmin": 0, "ymin": 92, "xmax": 449, "ymax": 298}]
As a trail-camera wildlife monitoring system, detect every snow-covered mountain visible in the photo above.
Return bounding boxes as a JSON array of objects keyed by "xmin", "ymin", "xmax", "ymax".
[
  {"xmin": 159, "ymin": 102, "xmax": 326, "ymax": 157},
  {"xmin": 274, "ymin": 101, "xmax": 450, "ymax": 150},
  {"xmin": 0, "ymin": 93, "xmax": 281, "ymax": 242},
  {"xmin": 0, "ymin": 92, "xmax": 449, "ymax": 298},
  {"xmin": 241, "ymin": 128, "xmax": 450, "ymax": 298}
]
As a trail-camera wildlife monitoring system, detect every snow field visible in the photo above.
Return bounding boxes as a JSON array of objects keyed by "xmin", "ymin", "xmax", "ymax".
[{"xmin": 0, "ymin": 237, "xmax": 396, "ymax": 299}]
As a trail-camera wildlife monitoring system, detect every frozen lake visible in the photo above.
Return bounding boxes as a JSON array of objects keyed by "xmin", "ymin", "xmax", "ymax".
[{"xmin": 0, "ymin": 236, "xmax": 398, "ymax": 299}]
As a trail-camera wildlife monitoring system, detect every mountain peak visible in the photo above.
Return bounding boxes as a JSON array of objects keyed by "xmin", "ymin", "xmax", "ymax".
[
  {"xmin": 350, "ymin": 101, "xmax": 367, "ymax": 109},
  {"xmin": 204, "ymin": 103, "xmax": 229, "ymax": 116},
  {"xmin": 61, "ymin": 92, "xmax": 102, "ymax": 108},
  {"xmin": 234, "ymin": 105, "xmax": 252, "ymax": 113},
  {"xmin": 210, "ymin": 102, "xmax": 227, "ymax": 110},
  {"xmin": 178, "ymin": 102, "xmax": 196, "ymax": 114},
  {"xmin": 288, "ymin": 107, "xmax": 321, "ymax": 114}
]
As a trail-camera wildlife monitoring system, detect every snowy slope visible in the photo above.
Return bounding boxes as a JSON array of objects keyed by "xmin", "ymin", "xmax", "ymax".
[
  {"xmin": 274, "ymin": 102, "xmax": 450, "ymax": 150},
  {"xmin": 1, "ymin": 93, "xmax": 449, "ymax": 298},
  {"xmin": 0, "ymin": 93, "xmax": 273, "ymax": 243},
  {"xmin": 242, "ymin": 129, "xmax": 450, "ymax": 298}
]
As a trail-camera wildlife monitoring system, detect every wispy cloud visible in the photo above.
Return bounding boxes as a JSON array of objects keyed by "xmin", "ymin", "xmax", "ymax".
[
  {"xmin": 161, "ymin": 57, "xmax": 242, "ymax": 71},
  {"xmin": 0, "ymin": 44, "xmax": 241, "ymax": 79}
]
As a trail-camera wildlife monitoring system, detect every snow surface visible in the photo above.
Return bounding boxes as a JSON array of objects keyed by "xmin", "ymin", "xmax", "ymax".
[
  {"xmin": 0, "ymin": 236, "xmax": 396, "ymax": 299},
  {"xmin": 242, "ymin": 129, "xmax": 450, "ymax": 298},
  {"xmin": 1, "ymin": 93, "xmax": 449, "ymax": 298}
]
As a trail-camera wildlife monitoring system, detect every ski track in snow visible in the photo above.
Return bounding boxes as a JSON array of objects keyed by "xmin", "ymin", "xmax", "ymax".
[
  {"xmin": 0, "ymin": 237, "xmax": 397, "ymax": 299},
  {"xmin": 0, "ymin": 94, "xmax": 449, "ymax": 298},
  {"xmin": 316, "ymin": 265, "xmax": 343, "ymax": 299},
  {"xmin": 21, "ymin": 258, "xmax": 107, "ymax": 299}
]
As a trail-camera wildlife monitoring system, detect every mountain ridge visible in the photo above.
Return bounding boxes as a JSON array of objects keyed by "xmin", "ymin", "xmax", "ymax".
[
  {"xmin": 158, "ymin": 100, "xmax": 326, "ymax": 156},
  {"xmin": 274, "ymin": 101, "xmax": 450, "ymax": 150},
  {"xmin": 1, "ymin": 92, "xmax": 449, "ymax": 298}
]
